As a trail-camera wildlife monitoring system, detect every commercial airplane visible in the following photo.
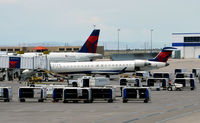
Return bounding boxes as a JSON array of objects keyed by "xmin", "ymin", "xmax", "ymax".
[
  {"xmin": 9, "ymin": 29, "xmax": 102, "ymax": 62},
  {"xmin": 50, "ymin": 47, "xmax": 176, "ymax": 75}
]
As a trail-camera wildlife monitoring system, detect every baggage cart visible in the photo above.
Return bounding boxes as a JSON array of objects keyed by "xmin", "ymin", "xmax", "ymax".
[
  {"xmin": 91, "ymin": 87, "xmax": 115, "ymax": 103},
  {"xmin": 122, "ymin": 87, "xmax": 151, "ymax": 103},
  {"xmin": 63, "ymin": 87, "xmax": 92, "ymax": 103},
  {"xmin": 146, "ymin": 78, "xmax": 169, "ymax": 90},
  {"xmin": 0, "ymin": 87, "xmax": 12, "ymax": 102},
  {"xmin": 52, "ymin": 86, "xmax": 65, "ymax": 102},
  {"xmin": 18, "ymin": 86, "xmax": 47, "ymax": 102},
  {"xmin": 174, "ymin": 78, "xmax": 195, "ymax": 90}
]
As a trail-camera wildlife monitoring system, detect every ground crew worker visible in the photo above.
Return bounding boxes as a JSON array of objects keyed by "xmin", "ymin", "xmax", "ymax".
[{"xmin": 169, "ymin": 81, "xmax": 173, "ymax": 86}]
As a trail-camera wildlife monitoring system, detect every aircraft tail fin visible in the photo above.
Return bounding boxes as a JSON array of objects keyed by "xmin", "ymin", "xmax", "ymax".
[
  {"xmin": 79, "ymin": 29, "xmax": 100, "ymax": 53},
  {"xmin": 149, "ymin": 47, "xmax": 176, "ymax": 62}
]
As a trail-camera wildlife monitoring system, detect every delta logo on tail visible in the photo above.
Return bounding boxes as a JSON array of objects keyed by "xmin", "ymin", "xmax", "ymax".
[
  {"xmin": 9, "ymin": 57, "xmax": 21, "ymax": 68},
  {"xmin": 79, "ymin": 29, "xmax": 100, "ymax": 53},
  {"xmin": 149, "ymin": 47, "xmax": 177, "ymax": 62}
]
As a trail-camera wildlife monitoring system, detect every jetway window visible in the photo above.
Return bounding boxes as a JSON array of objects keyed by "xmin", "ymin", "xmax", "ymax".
[
  {"xmin": 59, "ymin": 48, "xmax": 65, "ymax": 51},
  {"xmin": 184, "ymin": 37, "xmax": 200, "ymax": 42},
  {"xmin": 1, "ymin": 49, "xmax": 6, "ymax": 51}
]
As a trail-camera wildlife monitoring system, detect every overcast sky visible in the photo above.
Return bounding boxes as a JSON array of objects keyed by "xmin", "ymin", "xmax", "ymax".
[{"xmin": 0, "ymin": 0, "xmax": 200, "ymax": 49}]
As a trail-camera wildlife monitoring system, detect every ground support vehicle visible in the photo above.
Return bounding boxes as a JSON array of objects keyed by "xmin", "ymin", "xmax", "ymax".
[
  {"xmin": 91, "ymin": 87, "xmax": 116, "ymax": 103},
  {"xmin": 119, "ymin": 77, "xmax": 142, "ymax": 96},
  {"xmin": 52, "ymin": 86, "xmax": 65, "ymax": 102},
  {"xmin": 174, "ymin": 78, "xmax": 195, "ymax": 90},
  {"xmin": 63, "ymin": 87, "xmax": 92, "ymax": 103},
  {"xmin": 18, "ymin": 86, "xmax": 47, "ymax": 102},
  {"xmin": 152, "ymin": 72, "xmax": 171, "ymax": 80},
  {"xmin": 135, "ymin": 71, "xmax": 150, "ymax": 82},
  {"xmin": 146, "ymin": 78, "xmax": 169, "ymax": 91},
  {"xmin": 69, "ymin": 76, "xmax": 110, "ymax": 87},
  {"xmin": 167, "ymin": 83, "xmax": 183, "ymax": 91},
  {"xmin": 192, "ymin": 68, "xmax": 200, "ymax": 77},
  {"xmin": 174, "ymin": 68, "xmax": 187, "ymax": 74},
  {"xmin": 120, "ymin": 77, "xmax": 142, "ymax": 87},
  {"xmin": 0, "ymin": 87, "xmax": 12, "ymax": 102},
  {"xmin": 175, "ymin": 73, "xmax": 194, "ymax": 78},
  {"xmin": 122, "ymin": 87, "xmax": 151, "ymax": 103}
]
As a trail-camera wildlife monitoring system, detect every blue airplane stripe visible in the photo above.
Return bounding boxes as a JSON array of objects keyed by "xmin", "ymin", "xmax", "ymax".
[{"xmin": 90, "ymin": 30, "xmax": 100, "ymax": 36}]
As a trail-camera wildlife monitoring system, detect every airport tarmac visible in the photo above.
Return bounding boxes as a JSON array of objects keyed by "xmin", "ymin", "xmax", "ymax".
[{"xmin": 0, "ymin": 59, "xmax": 200, "ymax": 123}]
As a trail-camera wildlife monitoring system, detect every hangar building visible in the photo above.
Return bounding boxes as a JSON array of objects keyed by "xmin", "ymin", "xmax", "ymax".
[{"xmin": 172, "ymin": 33, "xmax": 200, "ymax": 59}]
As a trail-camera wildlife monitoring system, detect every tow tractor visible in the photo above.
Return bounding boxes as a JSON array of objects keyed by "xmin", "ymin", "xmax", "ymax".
[{"xmin": 167, "ymin": 83, "xmax": 183, "ymax": 91}]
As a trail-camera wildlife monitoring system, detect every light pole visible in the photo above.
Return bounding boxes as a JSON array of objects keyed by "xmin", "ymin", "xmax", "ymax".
[
  {"xmin": 117, "ymin": 28, "xmax": 120, "ymax": 54},
  {"xmin": 150, "ymin": 29, "xmax": 154, "ymax": 53}
]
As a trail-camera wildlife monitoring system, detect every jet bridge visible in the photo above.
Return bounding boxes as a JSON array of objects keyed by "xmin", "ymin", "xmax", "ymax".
[
  {"xmin": 0, "ymin": 55, "xmax": 51, "ymax": 81},
  {"xmin": 0, "ymin": 55, "xmax": 50, "ymax": 70}
]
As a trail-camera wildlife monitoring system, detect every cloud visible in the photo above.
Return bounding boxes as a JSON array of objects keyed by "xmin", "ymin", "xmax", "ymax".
[{"xmin": 78, "ymin": 16, "xmax": 101, "ymax": 25}]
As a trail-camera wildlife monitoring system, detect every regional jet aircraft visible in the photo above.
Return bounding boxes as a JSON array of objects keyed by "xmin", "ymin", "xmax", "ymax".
[
  {"xmin": 9, "ymin": 29, "xmax": 102, "ymax": 62},
  {"xmin": 50, "ymin": 47, "xmax": 176, "ymax": 75}
]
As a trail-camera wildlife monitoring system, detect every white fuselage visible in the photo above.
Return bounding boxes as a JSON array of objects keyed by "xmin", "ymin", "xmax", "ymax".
[
  {"xmin": 8, "ymin": 52, "xmax": 102, "ymax": 62},
  {"xmin": 50, "ymin": 60, "xmax": 168, "ymax": 74}
]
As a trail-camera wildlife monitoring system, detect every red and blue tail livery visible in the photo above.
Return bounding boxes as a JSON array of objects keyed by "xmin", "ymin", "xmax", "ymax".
[
  {"xmin": 9, "ymin": 57, "xmax": 21, "ymax": 68},
  {"xmin": 149, "ymin": 47, "xmax": 176, "ymax": 62},
  {"xmin": 79, "ymin": 29, "xmax": 100, "ymax": 53}
]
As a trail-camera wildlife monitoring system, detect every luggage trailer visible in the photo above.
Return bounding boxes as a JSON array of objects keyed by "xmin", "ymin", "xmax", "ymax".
[
  {"xmin": 63, "ymin": 87, "xmax": 92, "ymax": 103},
  {"xmin": 175, "ymin": 73, "xmax": 194, "ymax": 78},
  {"xmin": 52, "ymin": 86, "xmax": 64, "ymax": 102},
  {"xmin": 146, "ymin": 78, "xmax": 169, "ymax": 91},
  {"xmin": 174, "ymin": 78, "xmax": 195, "ymax": 90},
  {"xmin": 120, "ymin": 78, "xmax": 142, "ymax": 87},
  {"xmin": 0, "ymin": 87, "xmax": 12, "ymax": 102},
  {"xmin": 122, "ymin": 87, "xmax": 151, "ymax": 103},
  {"xmin": 119, "ymin": 78, "xmax": 142, "ymax": 96},
  {"xmin": 91, "ymin": 87, "xmax": 116, "ymax": 103},
  {"xmin": 18, "ymin": 86, "xmax": 47, "ymax": 102}
]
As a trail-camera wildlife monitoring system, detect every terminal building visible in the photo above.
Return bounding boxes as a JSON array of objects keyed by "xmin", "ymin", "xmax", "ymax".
[
  {"xmin": 0, "ymin": 46, "xmax": 104, "ymax": 55},
  {"xmin": 172, "ymin": 33, "xmax": 200, "ymax": 59}
]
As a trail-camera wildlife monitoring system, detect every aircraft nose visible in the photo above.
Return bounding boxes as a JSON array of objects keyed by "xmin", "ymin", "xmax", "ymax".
[{"xmin": 165, "ymin": 63, "xmax": 169, "ymax": 66}]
